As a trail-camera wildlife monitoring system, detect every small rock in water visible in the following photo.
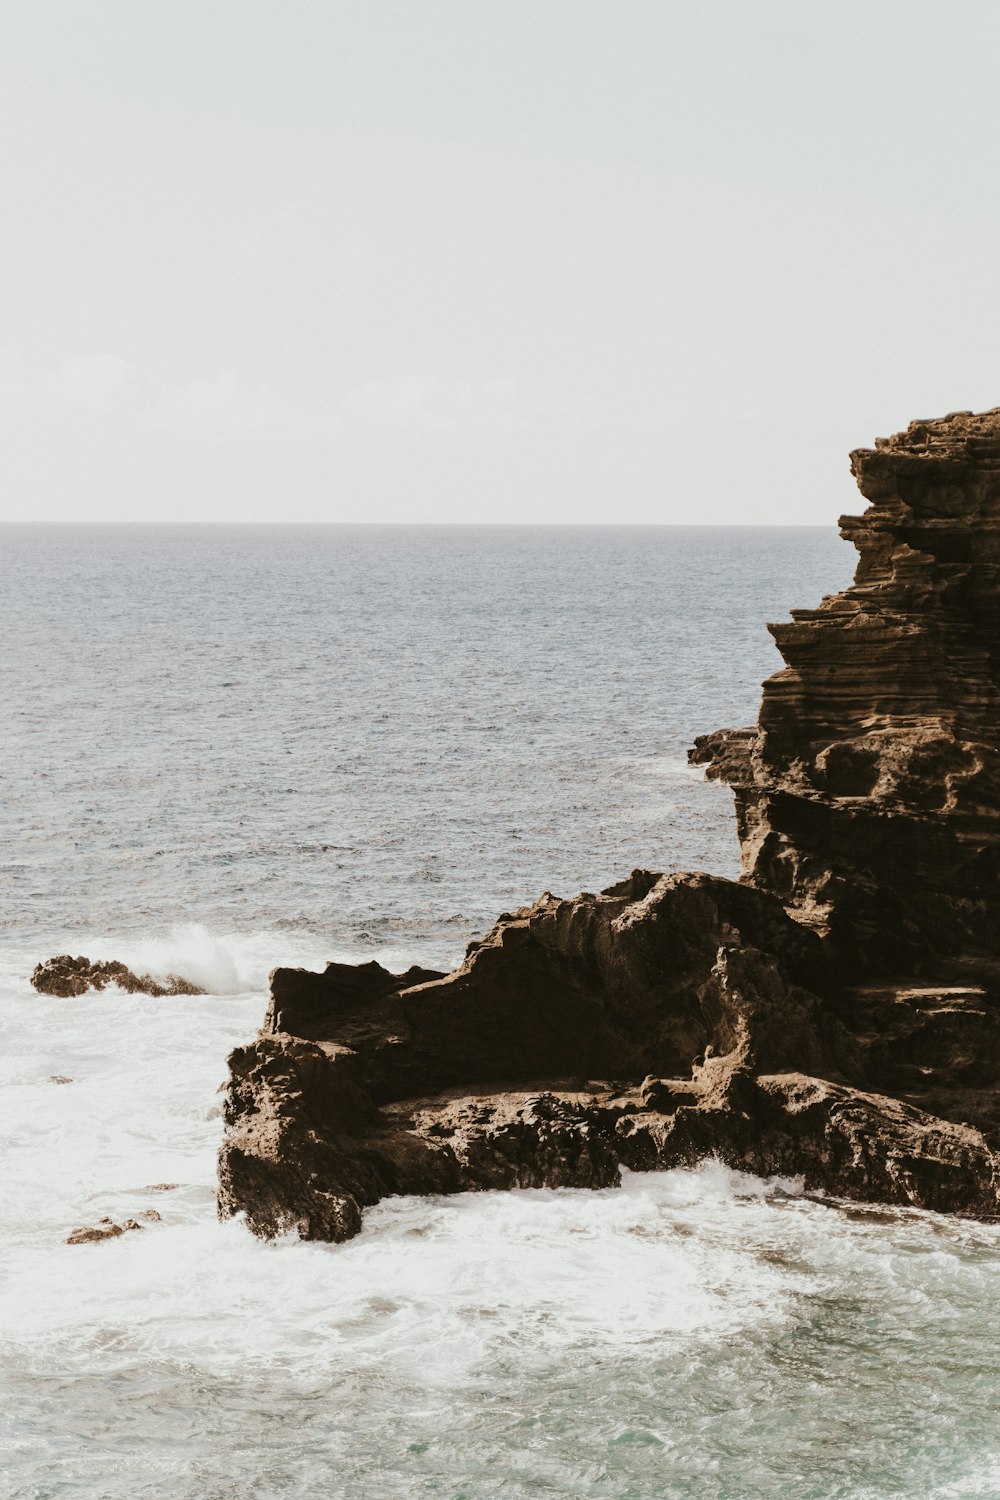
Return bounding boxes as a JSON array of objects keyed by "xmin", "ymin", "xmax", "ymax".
[
  {"xmin": 31, "ymin": 954, "xmax": 205, "ymax": 998},
  {"xmin": 66, "ymin": 1218, "xmax": 130, "ymax": 1242},
  {"xmin": 64, "ymin": 1212, "xmax": 155, "ymax": 1248},
  {"xmin": 48, "ymin": 1075, "xmax": 74, "ymax": 1085}
]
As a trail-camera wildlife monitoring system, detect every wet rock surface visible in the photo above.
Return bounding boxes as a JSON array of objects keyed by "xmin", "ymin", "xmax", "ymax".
[
  {"xmin": 32, "ymin": 955, "xmax": 205, "ymax": 998},
  {"xmin": 219, "ymin": 410, "xmax": 1000, "ymax": 1240},
  {"xmin": 65, "ymin": 1210, "xmax": 160, "ymax": 1246}
]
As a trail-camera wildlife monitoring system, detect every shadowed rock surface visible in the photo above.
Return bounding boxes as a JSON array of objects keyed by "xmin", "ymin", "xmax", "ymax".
[
  {"xmin": 703, "ymin": 409, "xmax": 1000, "ymax": 976},
  {"xmin": 32, "ymin": 955, "xmax": 205, "ymax": 998},
  {"xmin": 219, "ymin": 410, "xmax": 1000, "ymax": 1240}
]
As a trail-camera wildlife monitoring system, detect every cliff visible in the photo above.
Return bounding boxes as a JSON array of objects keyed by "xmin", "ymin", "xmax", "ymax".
[
  {"xmin": 695, "ymin": 407, "xmax": 1000, "ymax": 977},
  {"xmin": 219, "ymin": 410, "xmax": 1000, "ymax": 1240}
]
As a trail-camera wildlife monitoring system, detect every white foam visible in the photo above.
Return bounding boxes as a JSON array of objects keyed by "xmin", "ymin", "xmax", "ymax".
[
  {"xmin": 3, "ymin": 924, "xmax": 449, "ymax": 1001},
  {"xmin": 5, "ymin": 950, "xmax": 1000, "ymax": 1496},
  {"xmin": 0, "ymin": 1170, "xmax": 802, "ymax": 1389},
  {"xmin": 114, "ymin": 923, "xmax": 336, "ymax": 995},
  {"xmin": 929, "ymin": 1464, "xmax": 1000, "ymax": 1499}
]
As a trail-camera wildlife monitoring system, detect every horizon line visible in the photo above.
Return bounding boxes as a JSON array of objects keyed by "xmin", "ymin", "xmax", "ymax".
[{"xmin": 0, "ymin": 519, "xmax": 840, "ymax": 529}]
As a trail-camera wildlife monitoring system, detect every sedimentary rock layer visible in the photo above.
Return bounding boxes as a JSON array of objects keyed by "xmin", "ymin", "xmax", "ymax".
[
  {"xmin": 219, "ymin": 409, "xmax": 1000, "ymax": 1240},
  {"xmin": 700, "ymin": 409, "xmax": 1000, "ymax": 975}
]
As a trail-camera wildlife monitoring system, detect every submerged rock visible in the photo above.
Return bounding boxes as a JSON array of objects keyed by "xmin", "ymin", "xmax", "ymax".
[
  {"xmin": 32, "ymin": 955, "xmax": 205, "ymax": 998},
  {"xmin": 65, "ymin": 1208, "xmax": 162, "ymax": 1244},
  {"xmin": 219, "ymin": 409, "xmax": 1000, "ymax": 1240},
  {"xmin": 66, "ymin": 1216, "xmax": 144, "ymax": 1245}
]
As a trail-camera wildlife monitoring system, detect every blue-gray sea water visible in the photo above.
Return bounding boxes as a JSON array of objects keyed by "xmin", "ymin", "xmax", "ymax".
[{"xmin": 3, "ymin": 524, "xmax": 999, "ymax": 1499}]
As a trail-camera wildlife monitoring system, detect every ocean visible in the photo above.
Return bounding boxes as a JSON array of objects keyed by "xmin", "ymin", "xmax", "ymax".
[{"xmin": 4, "ymin": 524, "xmax": 999, "ymax": 1499}]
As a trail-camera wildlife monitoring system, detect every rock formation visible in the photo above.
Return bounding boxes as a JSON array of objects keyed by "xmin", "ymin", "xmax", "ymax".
[
  {"xmin": 219, "ymin": 410, "xmax": 1000, "ymax": 1240},
  {"xmin": 694, "ymin": 407, "xmax": 1000, "ymax": 978},
  {"xmin": 32, "ymin": 955, "xmax": 205, "ymax": 998},
  {"xmin": 66, "ymin": 1209, "xmax": 161, "ymax": 1246}
]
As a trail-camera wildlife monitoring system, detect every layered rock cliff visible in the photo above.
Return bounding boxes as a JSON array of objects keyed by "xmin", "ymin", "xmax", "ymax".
[
  {"xmin": 219, "ymin": 410, "xmax": 1000, "ymax": 1239},
  {"xmin": 695, "ymin": 408, "xmax": 1000, "ymax": 976}
]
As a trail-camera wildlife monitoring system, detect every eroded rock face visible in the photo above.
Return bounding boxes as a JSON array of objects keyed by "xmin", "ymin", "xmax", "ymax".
[
  {"xmin": 219, "ymin": 410, "xmax": 1000, "ymax": 1240},
  {"xmin": 701, "ymin": 409, "xmax": 1000, "ymax": 976},
  {"xmin": 219, "ymin": 873, "xmax": 851, "ymax": 1238},
  {"xmin": 32, "ymin": 955, "xmax": 205, "ymax": 998}
]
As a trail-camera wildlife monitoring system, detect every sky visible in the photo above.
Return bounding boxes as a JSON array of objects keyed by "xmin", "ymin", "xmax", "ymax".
[{"xmin": 2, "ymin": 1, "xmax": 1000, "ymax": 523}]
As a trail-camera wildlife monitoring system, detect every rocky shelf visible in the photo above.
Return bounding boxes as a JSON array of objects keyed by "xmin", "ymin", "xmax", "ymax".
[{"xmin": 219, "ymin": 409, "xmax": 1000, "ymax": 1240}]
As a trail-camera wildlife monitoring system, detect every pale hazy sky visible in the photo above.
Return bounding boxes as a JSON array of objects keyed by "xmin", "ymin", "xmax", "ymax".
[{"xmin": 2, "ymin": 1, "xmax": 1000, "ymax": 523}]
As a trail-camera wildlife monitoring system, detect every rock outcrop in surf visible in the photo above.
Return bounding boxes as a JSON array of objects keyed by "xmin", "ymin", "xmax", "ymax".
[
  {"xmin": 219, "ymin": 409, "xmax": 1000, "ymax": 1239},
  {"xmin": 32, "ymin": 955, "xmax": 205, "ymax": 998}
]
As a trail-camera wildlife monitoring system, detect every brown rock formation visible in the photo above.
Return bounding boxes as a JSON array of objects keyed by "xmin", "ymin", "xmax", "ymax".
[
  {"xmin": 32, "ymin": 955, "xmax": 205, "ymax": 998},
  {"xmin": 702, "ymin": 408, "xmax": 1000, "ymax": 976},
  {"xmin": 65, "ymin": 1211, "xmax": 159, "ymax": 1246},
  {"xmin": 219, "ymin": 409, "xmax": 1000, "ymax": 1240}
]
